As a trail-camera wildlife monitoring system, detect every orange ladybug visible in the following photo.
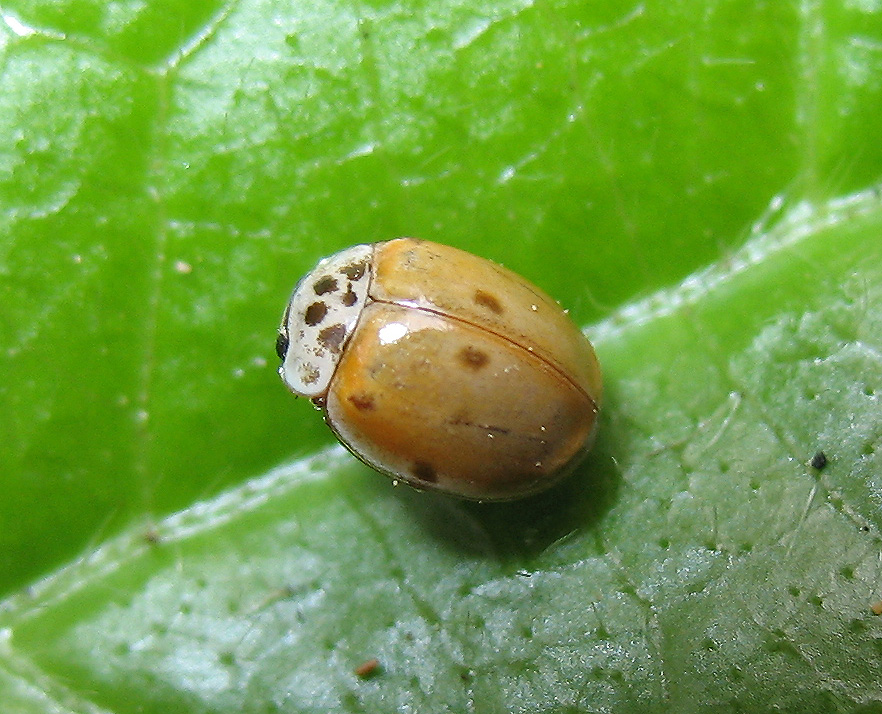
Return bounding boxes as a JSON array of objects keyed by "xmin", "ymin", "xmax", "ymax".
[{"xmin": 277, "ymin": 238, "xmax": 602, "ymax": 500}]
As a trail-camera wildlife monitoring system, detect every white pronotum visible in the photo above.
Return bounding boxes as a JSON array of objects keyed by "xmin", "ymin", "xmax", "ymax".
[{"xmin": 278, "ymin": 244, "xmax": 373, "ymax": 398}]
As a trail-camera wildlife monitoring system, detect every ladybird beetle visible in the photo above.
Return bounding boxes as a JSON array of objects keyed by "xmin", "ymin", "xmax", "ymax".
[{"xmin": 276, "ymin": 238, "xmax": 602, "ymax": 501}]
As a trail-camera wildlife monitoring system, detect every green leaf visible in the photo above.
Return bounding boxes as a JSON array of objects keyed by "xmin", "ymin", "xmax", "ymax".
[{"xmin": 1, "ymin": 0, "xmax": 881, "ymax": 712}]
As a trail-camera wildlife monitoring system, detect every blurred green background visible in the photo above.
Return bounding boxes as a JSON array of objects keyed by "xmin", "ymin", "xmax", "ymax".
[{"xmin": 1, "ymin": 0, "xmax": 881, "ymax": 711}]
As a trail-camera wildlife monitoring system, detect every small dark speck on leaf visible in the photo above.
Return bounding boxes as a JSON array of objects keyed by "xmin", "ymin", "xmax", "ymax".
[
  {"xmin": 809, "ymin": 451, "xmax": 827, "ymax": 470},
  {"xmin": 354, "ymin": 658, "xmax": 380, "ymax": 678}
]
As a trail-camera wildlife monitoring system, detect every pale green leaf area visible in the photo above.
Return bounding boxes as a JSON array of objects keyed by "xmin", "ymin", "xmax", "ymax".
[{"xmin": 1, "ymin": 0, "xmax": 881, "ymax": 711}]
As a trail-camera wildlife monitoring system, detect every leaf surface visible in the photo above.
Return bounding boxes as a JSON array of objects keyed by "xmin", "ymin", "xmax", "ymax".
[{"xmin": 1, "ymin": 0, "xmax": 881, "ymax": 711}]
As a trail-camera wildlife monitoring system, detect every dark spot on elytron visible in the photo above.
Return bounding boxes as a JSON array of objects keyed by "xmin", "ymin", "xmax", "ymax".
[
  {"xmin": 347, "ymin": 392, "xmax": 376, "ymax": 411},
  {"xmin": 314, "ymin": 276, "xmax": 338, "ymax": 295},
  {"xmin": 275, "ymin": 332, "xmax": 289, "ymax": 360},
  {"xmin": 341, "ymin": 261, "xmax": 367, "ymax": 281},
  {"xmin": 484, "ymin": 423, "xmax": 510, "ymax": 435},
  {"xmin": 412, "ymin": 461, "xmax": 437, "ymax": 483},
  {"xmin": 304, "ymin": 301, "xmax": 328, "ymax": 326},
  {"xmin": 341, "ymin": 286, "xmax": 358, "ymax": 307},
  {"xmin": 459, "ymin": 345, "xmax": 489, "ymax": 370},
  {"xmin": 474, "ymin": 289, "xmax": 503, "ymax": 314},
  {"xmin": 318, "ymin": 323, "xmax": 347, "ymax": 353},
  {"xmin": 448, "ymin": 413, "xmax": 510, "ymax": 435}
]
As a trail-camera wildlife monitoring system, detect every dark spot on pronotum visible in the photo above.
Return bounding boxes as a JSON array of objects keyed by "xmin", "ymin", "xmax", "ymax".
[
  {"xmin": 474, "ymin": 289, "xmax": 503, "ymax": 314},
  {"xmin": 275, "ymin": 332, "xmax": 289, "ymax": 360},
  {"xmin": 318, "ymin": 323, "xmax": 347, "ymax": 353},
  {"xmin": 314, "ymin": 276, "xmax": 338, "ymax": 295},
  {"xmin": 810, "ymin": 451, "xmax": 828, "ymax": 470},
  {"xmin": 341, "ymin": 261, "xmax": 367, "ymax": 281},
  {"xmin": 304, "ymin": 301, "xmax": 328, "ymax": 326},
  {"xmin": 347, "ymin": 392, "xmax": 376, "ymax": 411},
  {"xmin": 341, "ymin": 287, "xmax": 358, "ymax": 307},
  {"xmin": 459, "ymin": 345, "xmax": 489, "ymax": 370},
  {"xmin": 302, "ymin": 363, "xmax": 320, "ymax": 385},
  {"xmin": 412, "ymin": 461, "xmax": 437, "ymax": 483}
]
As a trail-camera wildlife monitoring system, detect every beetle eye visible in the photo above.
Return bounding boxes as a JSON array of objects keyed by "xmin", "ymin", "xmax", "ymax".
[{"xmin": 275, "ymin": 332, "xmax": 289, "ymax": 360}]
